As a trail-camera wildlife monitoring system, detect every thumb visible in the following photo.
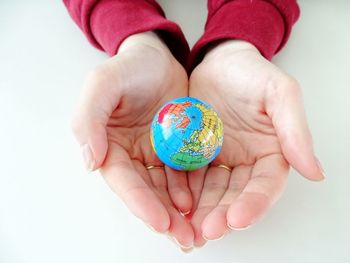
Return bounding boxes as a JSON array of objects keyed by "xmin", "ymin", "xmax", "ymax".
[
  {"xmin": 266, "ymin": 77, "xmax": 325, "ymax": 181},
  {"xmin": 72, "ymin": 65, "xmax": 122, "ymax": 171}
]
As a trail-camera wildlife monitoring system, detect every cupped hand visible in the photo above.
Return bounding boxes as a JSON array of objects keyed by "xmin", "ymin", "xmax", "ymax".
[
  {"xmin": 72, "ymin": 32, "xmax": 194, "ymax": 248},
  {"xmin": 188, "ymin": 40, "xmax": 324, "ymax": 247}
]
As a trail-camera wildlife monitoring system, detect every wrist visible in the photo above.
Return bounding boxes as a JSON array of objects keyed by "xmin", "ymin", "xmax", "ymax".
[
  {"xmin": 118, "ymin": 31, "xmax": 170, "ymax": 55},
  {"xmin": 203, "ymin": 40, "xmax": 260, "ymax": 62}
]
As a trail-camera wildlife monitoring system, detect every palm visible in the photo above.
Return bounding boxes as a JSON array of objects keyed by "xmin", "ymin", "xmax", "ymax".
[
  {"xmin": 188, "ymin": 43, "xmax": 291, "ymax": 246},
  {"xmin": 191, "ymin": 53, "xmax": 282, "ymax": 167},
  {"xmin": 98, "ymin": 43, "xmax": 194, "ymax": 248},
  {"xmin": 74, "ymin": 35, "xmax": 322, "ymax": 250}
]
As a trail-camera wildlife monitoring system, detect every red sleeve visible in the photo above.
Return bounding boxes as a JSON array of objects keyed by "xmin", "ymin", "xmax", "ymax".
[
  {"xmin": 63, "ymin": 0, "xmax": 190, "ymax": 66},
  {"xmin": 188, "ymin": 0, "xmax": 300, "ymax": 71}
]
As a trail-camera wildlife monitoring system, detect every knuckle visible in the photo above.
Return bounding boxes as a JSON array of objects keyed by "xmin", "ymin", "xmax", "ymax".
[
  {"xmin": 70, "ymin": 114, "xmax": 82, "ymax": 139},
  {"xmin": 70, "ymin": 107, "xmax": 91, "ymax": 142},
  {"xmin": 267, "ymin": 76, "xmax": 302, "ymax": 106},
  {"xmin": 85, "ymin": 66, "xmax": 109, "ymax": 87},
  {"xmin": 282, "ymin": 76, "xmax": 301, "ymax": 96}
]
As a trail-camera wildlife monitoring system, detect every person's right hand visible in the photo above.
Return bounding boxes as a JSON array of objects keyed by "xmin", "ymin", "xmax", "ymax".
[{"xmin": 71, "ymin": 32, "xmax": 194, "ymax": 249}]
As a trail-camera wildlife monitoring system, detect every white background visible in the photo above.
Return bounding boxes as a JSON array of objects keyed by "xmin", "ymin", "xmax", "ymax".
[{"xmin": 1, "ymin": 0, "xmax": 349, "ymax": 262}]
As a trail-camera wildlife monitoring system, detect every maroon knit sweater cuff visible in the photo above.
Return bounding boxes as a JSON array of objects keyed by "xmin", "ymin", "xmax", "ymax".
[
  {"xmin": 64, "ymin": 0, "xmax": 190, "ymax": 66},
  {"xmin": 188, "ymin": 0, "xmax": 299, "ymax": 72}
]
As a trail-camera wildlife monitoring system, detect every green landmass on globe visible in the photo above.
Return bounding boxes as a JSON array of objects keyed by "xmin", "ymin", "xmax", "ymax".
[{"xmin": 150, "ymin": 97, "xmax": 223, "ymax": 171}]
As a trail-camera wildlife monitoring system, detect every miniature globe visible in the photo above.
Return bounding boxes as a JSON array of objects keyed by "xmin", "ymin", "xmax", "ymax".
[{"xmin": 150, "ymin": 97, "xmax": 223, "ymax": 171}]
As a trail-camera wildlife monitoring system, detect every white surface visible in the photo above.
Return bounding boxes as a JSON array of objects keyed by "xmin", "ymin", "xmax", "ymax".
[{"xmin": 0, "ymin": 1, "xmax": 349, "ymax": 262}]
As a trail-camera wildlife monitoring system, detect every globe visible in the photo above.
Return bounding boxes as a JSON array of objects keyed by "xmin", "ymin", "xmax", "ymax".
[{"xmin": 150, "ymin": 97, "xmax": 223, "ymax": 171}]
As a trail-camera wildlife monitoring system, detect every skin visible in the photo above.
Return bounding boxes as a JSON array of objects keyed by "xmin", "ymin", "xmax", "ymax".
[
  {"xmin": 188, "ymin": 40, "xmax": 324, "ymax": 246},
  {"xmin": 72, "ymin": 32, "xmax": 194, "ymax": 248},
  {"xmin": 72, "ymin": 33, "xmax": 324, "ymax": 250}
]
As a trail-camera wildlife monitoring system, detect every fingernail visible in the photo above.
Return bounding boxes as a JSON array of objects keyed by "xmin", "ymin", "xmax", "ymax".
[
  {"xmin": 203, "ymin": 233, "xmax": 226, "ymax": 241},
  {"xmin": 315, "ymin": 157, "xmax": 326, "ymax": 179},
  {"xmin": 146, "ymin": 224, "xmax": 156, "ymax": 232},
  {"xmin": 180, "ymin": 247, "xmax": 194, "ymax": 253},
  {"xmin": 194, "ymin": 244, "xmax": 205, "ymax": 248},
  {"xmin": 180, "ymin": 210, "xmax": 191, "ymax": 216},
  {"xmin": 227, "ymin": 222, "xmax": 251, "ymax": 231},
  {"xmin": 81, "ymin": 144, "xmax": 94, "ymax": 171},
  {"xmin": 172, "ymin": 236, "xmax": 193, "ymax": 249}
]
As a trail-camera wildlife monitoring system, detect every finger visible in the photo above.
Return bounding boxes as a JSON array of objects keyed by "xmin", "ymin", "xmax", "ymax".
[
  {"xmin": 166, "ymin": 166, "xmax": 192, "ymax": 215},
  {"xmin": 147, "ymin": 167, "xmax": 194, "ymax": 248},
  {"xmin": 167, "ymin": 207, "xmax": 195, "ymax": 249},
  {"xmin": 226, "ymin": 154, "xmax": 289, "ymax": 230},
  {"xmin": 147, "ymin": 167, "xmax": 167, "ymax": 190},
  {"xmin": 265, "ymin": 78, "xmax": 324, "ymax": 181},
  {"xmin": 71, "ymin": 62, "xmax": 122, "ymax": 171},
  {"xmin": 187, "ymin": 166, "xmax": 207, "ymax": 217},
  {"xmin": 100, "ymin": 142, "xmax": 170, "ymax": 233},
  {"xmin": 144, "ymin": 166, "xmax": 194, "ymax": 248},
  {"xmin": 202, "ymin": 165, "xmax": 251, "ymax": 240},
  {"xmin": 132, "ymin": 160, "xmax": 154, "ymax": 189},
  {"xmin": 191, "ymin": 166, "xmax": 230, "ymax": 246}
]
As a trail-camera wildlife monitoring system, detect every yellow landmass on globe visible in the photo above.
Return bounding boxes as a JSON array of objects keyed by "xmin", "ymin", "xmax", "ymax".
[
  {"xmin": 180, "ymin": 103, "xmax": 223, "ymax": 159},
  {"xmin": 194, "ymin": 103, "xmax": 223, "ymax": 145}
]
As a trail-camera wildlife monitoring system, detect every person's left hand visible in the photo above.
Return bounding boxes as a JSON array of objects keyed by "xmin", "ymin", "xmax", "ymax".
[{"xmin": 187, "ymin": 40, "xmax": 325, "ymax": 247}]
